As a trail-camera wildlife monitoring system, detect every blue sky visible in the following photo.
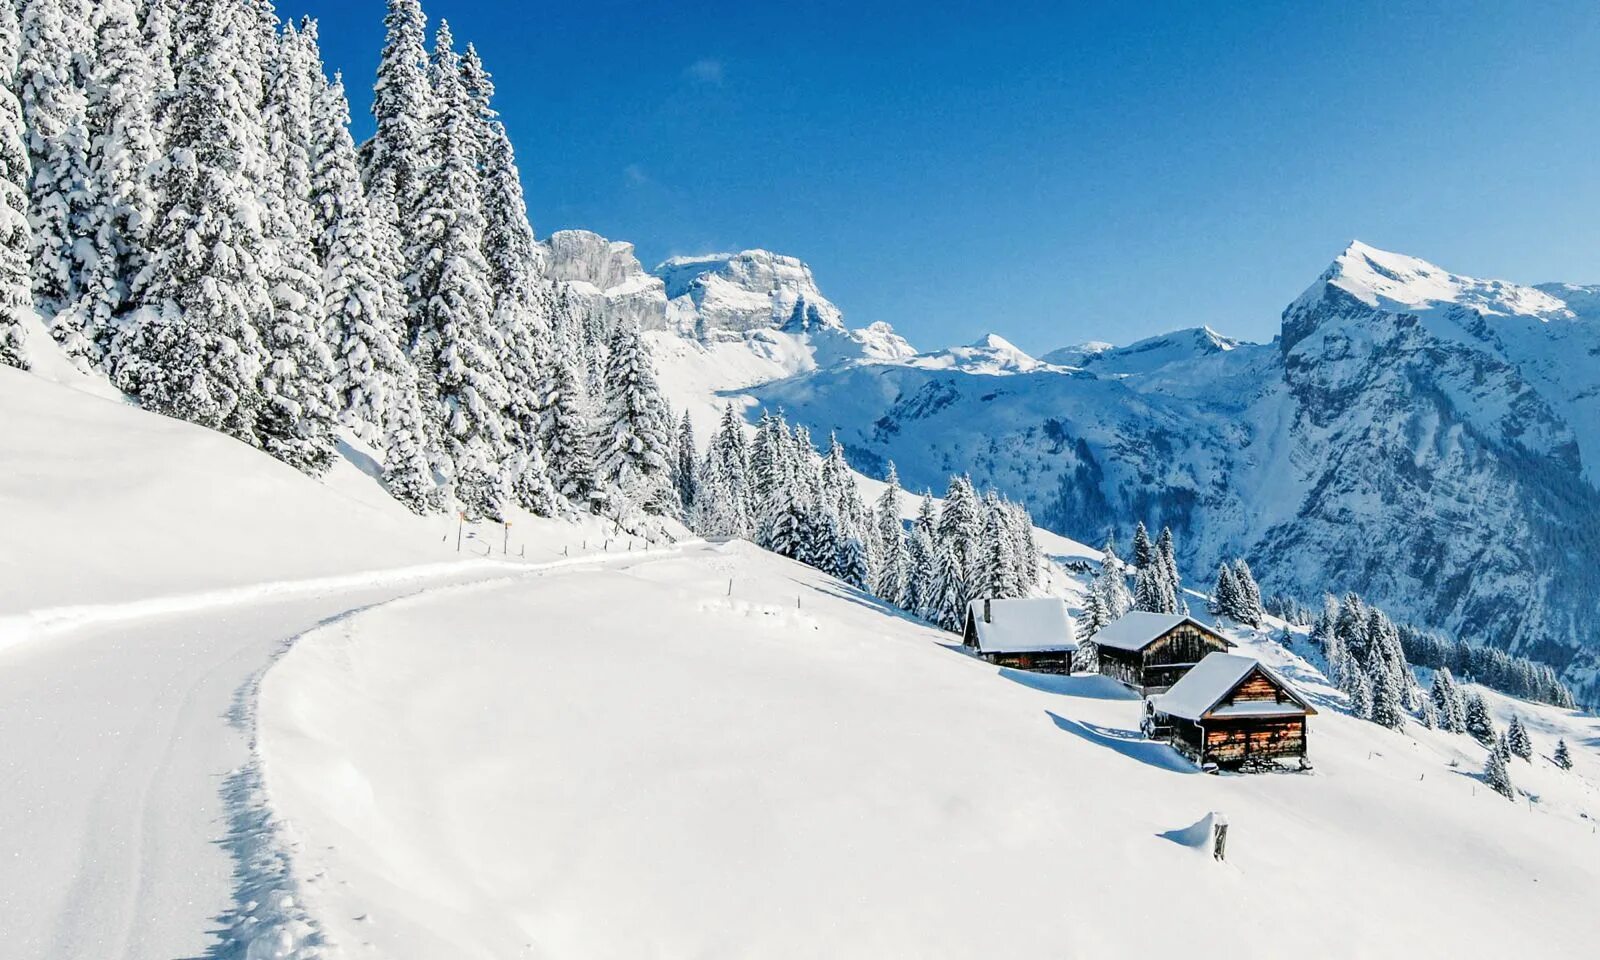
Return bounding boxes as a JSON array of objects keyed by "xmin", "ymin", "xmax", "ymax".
[{"xmin": 306, "ymin": 0, "xmax": 1600, "ymax": 353}]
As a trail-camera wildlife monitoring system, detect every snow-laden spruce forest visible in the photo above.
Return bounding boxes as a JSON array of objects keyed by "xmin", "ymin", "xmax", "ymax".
[{"xmin": 3, "ymin": 0, "xmax": 1600, "ymax": 958}]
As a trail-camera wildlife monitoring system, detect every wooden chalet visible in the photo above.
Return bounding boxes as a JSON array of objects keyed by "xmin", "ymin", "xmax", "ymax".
[
  {"xmin": 962, "ymin": 598, "xmax": 1078, "ymax": 673},
  {"xmin": 1147, "ymin": 652, "xmax": 1316, "ymax": 769},
  {"xmin": 1089, "ymin": 611, "xmax": 1232, "ymax": 695}
]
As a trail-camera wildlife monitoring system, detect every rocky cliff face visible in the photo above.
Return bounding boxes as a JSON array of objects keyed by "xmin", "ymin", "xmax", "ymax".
[
  {"xmin": 656, "ymin": 250, "xmax": 847, "ymax": 337},
  {"xmin": 742, "ymin": 242, "xmax": 1600, "ymax": 698}
]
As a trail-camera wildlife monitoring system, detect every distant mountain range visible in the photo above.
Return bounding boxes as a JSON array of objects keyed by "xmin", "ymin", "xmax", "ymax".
[{"xmin": 544, "ymin": 233, "xmax": 1600, "ymax": 702}]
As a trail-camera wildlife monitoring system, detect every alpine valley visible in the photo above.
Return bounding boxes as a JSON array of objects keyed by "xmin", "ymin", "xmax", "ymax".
[{"xmin": 559, "ymin": 235, "xmax": 1600, "ymax": 702}]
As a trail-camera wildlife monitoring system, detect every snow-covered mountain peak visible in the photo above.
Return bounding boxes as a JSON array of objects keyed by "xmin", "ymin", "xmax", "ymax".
[
  {"xmin": 1298, "ymin": 240, "xmax": 1572, "ymax": 321},
  {"xmin": 896, "ymin": 332, "xmax": 1053, "ymax": 375},
  {"xmin": 653, "ymin": 248, "xmax": 846, "ymax": 336}
]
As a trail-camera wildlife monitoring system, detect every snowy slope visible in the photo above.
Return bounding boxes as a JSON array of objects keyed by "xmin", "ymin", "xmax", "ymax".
[
  {"xmin": 0, "ymin": 365, "xmax": 645, "ymax": 618},
  {"xmin": 253, "ymin": 541, "xmax": 1600, "ymax": 959},
  {"xmin": 713, "ymin": 243, "xmax": 1600, "ymax": 701}
]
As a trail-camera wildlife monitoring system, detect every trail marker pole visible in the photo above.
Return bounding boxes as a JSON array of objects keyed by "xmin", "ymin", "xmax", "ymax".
[
  {"xmin": 503, "ymin": 521, "xmax": 511, "ymax": 555},
  {"xmin": 457, "ymin": 512, "xmax": 464, "ymax": 552}
]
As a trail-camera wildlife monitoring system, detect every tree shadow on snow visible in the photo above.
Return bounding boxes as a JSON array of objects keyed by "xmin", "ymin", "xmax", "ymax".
[
  {"xmin": 999, "ymin": 669, "xmax": 1142, "ymax": 701},
  {"xmin": 1047, "ymin": 711, "xmax": 1197, "ymax": 774}
]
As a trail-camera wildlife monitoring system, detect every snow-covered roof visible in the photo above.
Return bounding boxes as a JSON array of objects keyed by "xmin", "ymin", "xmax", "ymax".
[
  {"xmin": 1153, "ymin": 653, "xmax": 1314, "ymax": 722},
  {"xmin": 964, "ymin": 598, "xmax": 1078, "ymax": 654},
  {"xmin": 1089, "ymin": 611, "xmax": 1227, "ymax": 653}
]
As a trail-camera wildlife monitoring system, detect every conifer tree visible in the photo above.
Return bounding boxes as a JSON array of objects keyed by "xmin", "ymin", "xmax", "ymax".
[
  {"xmin": 544, "ymin": 358, "xmax": 601, "ymax": 513},
  {"xmin": 598, "ymin": 317, "xmax": 673, "ymax": 510},
  {"xmin": 905, "ymin": 521, "xmax": 936, "ymax": 618},
  {"xmin": 381, "ymin": 374, "xmax": 440, "ymax": 514},
  {"xmin": 313, "ymin": 72, "xmax": 409, "ymax": 445},
  {"xmin": 1484, "ymin": 746, "xmax": 1515, "ymax": 800},
  {"xmin": 1231, "ymin": 558, "xmax": 1264, "ymax": 625},
  {"xmin": 0, "ymin": 1, "xmax": 31, "ymax": 370},
  {"xmin": 1552, "ymin": 738, "xmax": 1572, "ymax": 770},
  {"xmin": 122, "ymin": 0, "xmax": 270, "ymax": 443},
  {"xmin": 1431, "ymin": 667, "xmax": 1468, "ymax": 734},
  {"xmin": 932, "ymin": 536, "xmax": 967, "ymax": 632},
  {"xmin": 1464, "ymin": 690, "xmax": 1497, "ymax": 746},
  {"xmin": 671, "ymin": 410, "xmax": 698, "ymax": 517},
  {"xmin": 1506, "ymin": 715, "xmax": 1533, "ymax": 761},
  {"xmin": 57, "ymin": 0, "xmax": 158, "ymax": 372},
  {"xmin": 365, "ymin": 0, "xmax": 431, "ymax": 269},
  {"xmin": 258, "ymin": 22, "xmax": 337, "ymax": 475},
  {"xmin": 1131, "ymin": 521, "xmax": 1152, "ymax": 570},
  {"xmin": 408, "ymin": 21, "xmax": 509, "ymax": 517},
  {"xmin": 1078, "ymin": 587, "xmax": 1110, "ymax": 641},
  {"xmin": 1349, "ymin": 667, "xmax": 1374, "ymax": 720},
  {"xmin": 1095, "ymin": 536, "xmax": 1133, "ymax": 619},
  {"xmin": 19, "ymin": 0, "xmax": 93, "ymax": 324},
  {"xmin": 1156, "ymin": 526, "xmax": 1183, "ymax": 612},
  {"xmin": 1209, "ymin": 563, "xmax": 1239, "ymax": 618},
  {"xmin": 701, "ymin": 404, "xmax": 751, "ymax": 536},
  {"xmin": 1369, "ymin": 654, "xmax": 1406, "ymax": 730},
  {"xmin": 1418, "ymin": 695, "xmax": 1438, "ymax": 729},
  {"xmin": 873, "ymin": 463, "xmax": 909, "ymax": 605}
]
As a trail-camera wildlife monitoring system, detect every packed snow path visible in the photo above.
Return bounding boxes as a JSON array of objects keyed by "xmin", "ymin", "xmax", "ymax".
[{"xmin": 0, "ymin": 552, "xmax": 669, "ymax": 960}]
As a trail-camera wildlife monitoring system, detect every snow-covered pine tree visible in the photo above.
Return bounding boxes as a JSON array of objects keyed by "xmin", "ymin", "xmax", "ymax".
[
  {"xmin": 257, "ymin": 21, "xmax": 337, "ymax": 475},
  {"xmin": 0, "ymin": 1, "xmax": 31, "ymax": 370},
  {"xmin": 1368, "ymin": 654, "xmax": 1406, "ymax": 730},
  {"xmin": 1078, "ymin": 585, "xmax": 1110, "ymax": 640},
  {"xmin": 1096, "ymin": 535, "xmax": 1133, "ymax": 619},
  {"xmin": 932, "ymin": 536, "xmax": 967, "ymax": 632},
  {"xmin": 19, "ymin": 0, "xmax": 93, "ymax": 330},
  {"xmin": 975, "ymin": 496, "xmax": 1022, "ymax": 600},
  {"xmin": 381, "ymin": 373, "xmax": 441, "ymax": 513},
  {"xmin": 1131, "ymin": 521, "xmax": 1152, "ymax": 570},
  {"xmin": 1463, "ymin": 690, "xmax": 1496, "ymax": 746},
  {"xmin": 407, "ymin": 21, "xmax": 510, "ymax": 518},
  {"xmin": 1133, "ymin": 562, "xmax": 1176, "ymax": 614},
  {"xmin": 1209, "ymin": 563, "xmax": 1239, "ymax": 618},
  {"xmin": 1418, "ymin": 695, "xmax": 1438, "ymax": 729},
  {"xmin": 122, "ymin": 0, "xmax": 270, "ymax": 443},
  {"xmin": 671, "ymin": 410, "xmax": 698, "ymax": 518},
  {"xmin": 703, "ymin": 403, "xmax": 751, "ymax": 536},
  {"xmin": 1553, "ymin": 738, "xmax": 1572, "ymax": 770},
  {"xmin": 1231, "ymin": 558, "xmax": 1264, "ymax": 625},
  {"xmin": 313, "ymin": 71, "xmax": 410, "ymax": 445},
  {"xmin": 905, "ymin": 520, "xmax": 936, "ymax": 618},
  {"xmin": 872, "ymin": 463, "xmax": 909, "ymax": 605},
  {"xmin": 140, "ymin": 0, "xmax": 178, "ymax": 129},
  {"xmin": 1430, "ymin": 667, "xmax": 1467, "ymax": 734},
  {"xmin": 1348, "ymin": 666, "xmax": 1374, "ymax": 720},
  {"xmin": 834, "ymin": 525, "xmax": 870, "ymax": 590},
  {"xmin": 544, "ymin": 357, "xmax": 602, "ymax": 513},
  {"xmin": 53, "ymin": 0, "xmax": 158, "ymax": 373},
  {"xmin": 936, "ymin": 475, "xmax": 981, "ymax": 608},
  {"xmin": 1155, "ymin": 526, "xmax": 1183, "ymax": 613},
  {"xmin": 364, "ymin": 0, "xmax": 431, "ymax": 287},
  {"xmin": 1506, "ymin": 715, "xmax": 1533, "ymax": 761},
  {"xmin": 1483, "ymin": 746, "xmax": 1515, "ymax": 800},
  {"xmin": 1493, "ymin": 731, "xmax": 1512, "ymax": 762},
  {"xmin": 598, "ymin": 317, "xmax": 674, "ymax": 512}
]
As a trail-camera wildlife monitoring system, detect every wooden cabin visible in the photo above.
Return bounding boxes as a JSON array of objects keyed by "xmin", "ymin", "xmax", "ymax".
[
  {"xmin": 1089, "ymin": 611, "xmax": 1232, "ymax": 695},
  {"xmin": 962, "ymin": 598, "xmax": 1078, "ymax": 673},
  {"xmin": 1147, "ymin": 652, "xmax": 1316, "ymax": 769}
]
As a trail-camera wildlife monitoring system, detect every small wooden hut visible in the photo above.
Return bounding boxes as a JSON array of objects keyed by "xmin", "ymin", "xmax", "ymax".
[
  {"xmin": 962, "ymin": 598, "xmax": 1078, "ymax": 673},
  {"xmin": 1147, "ymin": 652, "xmax": 1316, "ymax": 769},
  {"xmin": 1089, "ymin": 611, "xmax": 1232, "ymax": 695}
]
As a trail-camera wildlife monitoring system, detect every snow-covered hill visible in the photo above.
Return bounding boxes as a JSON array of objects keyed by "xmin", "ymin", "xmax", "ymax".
[
  {"xmin": 249, "ymin": 540, "xmax": 1600, "ymax": 958},
  {"xmin": 697, "ymin": 242, "xmax": 1600, "ymax": 702}
]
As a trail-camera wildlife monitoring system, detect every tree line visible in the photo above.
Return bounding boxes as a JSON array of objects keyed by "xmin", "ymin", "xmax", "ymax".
[
  {"xmin": 1, "ymin": 0, "xmax": 677, "ymax": 528},
  {"xmin": 677, "ymin": 406, "xmax": 1043, "ymax": 628}
]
